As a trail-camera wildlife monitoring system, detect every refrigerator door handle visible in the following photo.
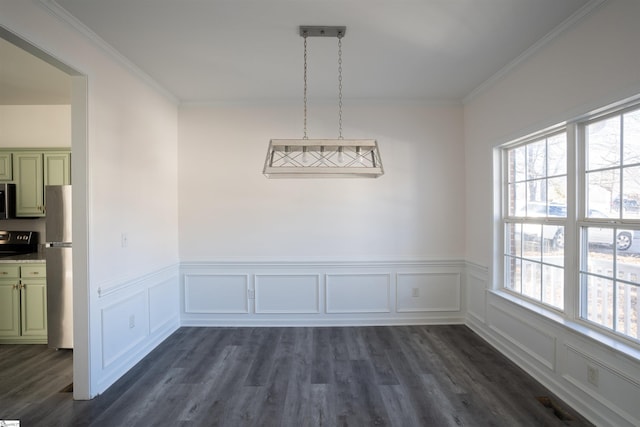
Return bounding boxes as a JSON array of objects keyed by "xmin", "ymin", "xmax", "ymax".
[{"xmin": 45, "ymin": 242, "xmax": 72, "ymax": 248}]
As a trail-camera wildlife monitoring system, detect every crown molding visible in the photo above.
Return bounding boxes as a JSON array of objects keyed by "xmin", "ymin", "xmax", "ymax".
[
  {"xmin": 36, "ymin": 0, "xmax": 179, "ymax": 104},
  {"xmin": 463, "ymin": 0, "xmax": 608, "ymax": 105}
]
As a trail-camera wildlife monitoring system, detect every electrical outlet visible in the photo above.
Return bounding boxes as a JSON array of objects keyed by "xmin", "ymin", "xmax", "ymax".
[
  {"xmin": 412, "ymin": 287, "xmax": 420, "ymax": 298},
  {"xmin": 129, "ymin": 315, "xmax": 135, "ymax": 329},
  {"xmin": 587, "ymin": 365, "xmax": 599, "ymax": 387},
  {"xmin": 247, "ymin": 289, "xmax": 255, "ymax": 299}
]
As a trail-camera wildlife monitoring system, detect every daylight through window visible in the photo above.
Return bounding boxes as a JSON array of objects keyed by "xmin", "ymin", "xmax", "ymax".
[
  {"xmin": 501, "ymin": 102, "xmax": 640, "ymax": 344},
  {"xmin": 503, "ymin": 131, "xmax": 567, "ymax": 310},
  {"xmin": 580, "ymin": 107, "xmax": 640, "ymax": 341}
]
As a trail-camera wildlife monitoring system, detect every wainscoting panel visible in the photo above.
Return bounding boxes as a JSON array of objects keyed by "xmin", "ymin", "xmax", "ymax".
[
  {"xmin": 183, "ymin": 274, "xmax": 248, "ymax": 314},
  {"xmin": 326, "ymin": 273, "xmax": 390, "ymax": 313},
  {"xmin": 149, "ymin": 277, "xmax": 180, "ymax": 335},
  {"xmin": 96, "ymin": 264, "xmax": 180, "ymax": 395},
  {"xmin": 180, "ymin": 260, "xmax": 466, "ymax": 325},
  {"xmin": 396, "ymin": 272, "xmax": 460, "ymax": 312},
  {"xmin": 465, "ymin": 263, "xmax": 488, "ymax": 324},
  {"xmin": 563, "ymin": 344, "xmax": 640, "ymax": 426},
  {"xmin": 487, "ymin": 302, "xmax": 556, "ymax": 371},
  {"xmin": 101, "ymin": 290, "xmax": 148, "ymax": 369},
  {"xmin": 255, "ymin": 274, "xmax": 320, "ymax": 314}
]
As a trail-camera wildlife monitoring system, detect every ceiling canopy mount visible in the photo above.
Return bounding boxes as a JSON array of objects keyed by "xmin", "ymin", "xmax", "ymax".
[{"xmin": 299, "ymin": 26, "xmax": 346, "ymax": 38}]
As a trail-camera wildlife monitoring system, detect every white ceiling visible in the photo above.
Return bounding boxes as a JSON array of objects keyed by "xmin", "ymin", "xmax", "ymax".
[{"xmin": 2, "ymin": 0, "xmax": 594, "ymax": 105}]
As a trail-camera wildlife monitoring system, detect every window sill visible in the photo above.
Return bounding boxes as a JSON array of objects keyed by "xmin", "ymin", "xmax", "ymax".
[{"xmin": 489, "ymin": 289, "xmax": 640, "ymax": 364}]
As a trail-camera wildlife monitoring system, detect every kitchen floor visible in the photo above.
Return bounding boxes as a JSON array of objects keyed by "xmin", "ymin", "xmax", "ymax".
[{"xmin": 0, "ymin": 344, "xmax": 72, "ymax": 420}]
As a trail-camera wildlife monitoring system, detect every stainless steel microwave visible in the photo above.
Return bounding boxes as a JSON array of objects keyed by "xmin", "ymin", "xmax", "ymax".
[{"xmin": 0, "ymin": 183, "xmax": 16, "ymax": 219}]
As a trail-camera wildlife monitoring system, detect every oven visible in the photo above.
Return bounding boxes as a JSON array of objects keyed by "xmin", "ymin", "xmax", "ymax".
[{"xmin": 0, "ymin": 231, "xmax": 38, "ymax": 257}]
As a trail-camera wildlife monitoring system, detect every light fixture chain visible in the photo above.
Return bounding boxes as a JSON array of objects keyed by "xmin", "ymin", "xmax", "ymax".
[
  {"xmin": 338, "ymin": 33, "xmax": 343, "ymax": 139},
  {"xmin": 303, "ymin": 33, "xmax": 308, "ymax": 140},
  {"xmin": 265, "ymin": 26, "xmax": 384, "ymax": 178}
]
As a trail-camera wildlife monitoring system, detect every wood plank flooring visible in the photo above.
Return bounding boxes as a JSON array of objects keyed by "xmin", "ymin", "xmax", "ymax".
[{"xmin": 0, "ymin": 325, "xmax": 593, "ymax": 426}]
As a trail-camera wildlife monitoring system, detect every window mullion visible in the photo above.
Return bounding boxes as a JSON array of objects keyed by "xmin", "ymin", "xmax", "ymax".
[
  {"xmin": 619, "ymin": 114, "xmax": 625, "ymax": 220},
  {"xmin": 565, "ymin": 123, "xmax": 579, "ymax": 319}
]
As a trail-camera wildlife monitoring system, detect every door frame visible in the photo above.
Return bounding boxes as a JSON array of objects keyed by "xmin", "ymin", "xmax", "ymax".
[{"xmin": 0, "ymin": 26, "xmax": 91, "ymax": 400}]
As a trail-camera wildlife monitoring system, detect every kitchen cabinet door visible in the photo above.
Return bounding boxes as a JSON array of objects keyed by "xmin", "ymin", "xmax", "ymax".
[
  {"xmin": 20, "ymin": 279, "xmax": 48, "ymax": 337},
  {"xmin": 14, "ymin": 151, "xmax": 44, "ymax": 216},
  {"xmin": 44, "ymin": 152, "xmax": 71, "ymax": 186},
  {"xmin": 0, "ymin": 280, "xmax": 20, "ymax": 337},
  {"xmin": 0, "ymin": 152, "xmax": 12, "ymax": 181},
  {"xmin": 0, "ymin": 263, "xmax": 47, "ymax": 344}
]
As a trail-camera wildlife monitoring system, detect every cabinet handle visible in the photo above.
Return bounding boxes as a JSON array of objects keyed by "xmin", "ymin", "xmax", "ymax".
[
  {"xmin": 12, "ymin": 284, "xmax": 18, "ymax": 290},
  {"xmin": 18, "ymin": 283, "xmax": 25, "ymax": 289},
  {"xmin": 30, "ymin": 272, "xmax": 40, "ymax": 275},
  {"xmin": 1, "ymin": 271, "xmax": 7, "ymax": 275}
]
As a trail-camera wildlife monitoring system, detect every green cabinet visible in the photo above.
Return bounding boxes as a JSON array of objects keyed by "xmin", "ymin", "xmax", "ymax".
[
  {"xmin": 0, "ymin": 263, "xmax": 47, "ymax": 344},
  {"xmin": 13, "ymin": 150, "xmax": 70, "ymax": 217},
  {"xmin": 44, "ymin": 152, "xmax": 71, "ymax": 186},
  {"xmin": 14, "ymin": 152, "xmax": 44, "ymax": 216},
  {"xmin": 0, "ymin": 152, "xmax": 12, "ymax": 181},
  {"xmin": 0, "ymin": 265, "xmax": 20, "ymax": 337}
]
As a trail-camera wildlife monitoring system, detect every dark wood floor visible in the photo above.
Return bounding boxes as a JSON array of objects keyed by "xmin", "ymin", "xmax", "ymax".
[{"xmin": 0, "ymin": 325, "xmax": 593, "ymax": 426}]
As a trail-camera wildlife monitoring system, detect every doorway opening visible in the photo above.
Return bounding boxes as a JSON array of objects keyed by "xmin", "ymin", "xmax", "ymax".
[{"xmin": 0, "ymin": 25, "xmax": 89, "ymax": 400}]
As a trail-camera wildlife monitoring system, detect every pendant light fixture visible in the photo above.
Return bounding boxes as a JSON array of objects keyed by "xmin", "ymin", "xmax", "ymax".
[{"xmin": 263, "ymin": 26, "xmax": 384, "ymax": 178}]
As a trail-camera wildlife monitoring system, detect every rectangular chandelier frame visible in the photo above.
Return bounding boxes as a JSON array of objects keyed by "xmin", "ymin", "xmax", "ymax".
[{"xmin": 263, "ymin": 139, "xmax": 384, "ymax": 178}]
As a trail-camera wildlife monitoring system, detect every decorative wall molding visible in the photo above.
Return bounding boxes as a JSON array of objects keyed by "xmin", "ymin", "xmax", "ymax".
[
  {"xmin": 396, "ymin": 272, "xmax": 461, "ymax": 312},
  {"xmin": 487, "ymin": 301, "xmax": 557, "ymax": 371},
  {"xmin": 564, "ymin": 343, "xmax": 640, "ymax": 389},
  {"xmin": 180, "ymin": 259, "xmax": 465, "ymax": 326},
  {"xmin": 255, "ymin": 274, "xmax": 320, "ymax": 314},
  {"xmin": 37, "ymin": 0, "xmax": 178, "ymax": 103},
  {"xmin": 97, "ymin": 263, "xmax": 179, "ymax": 298},
  {"xmin": 101, "ymin": 291, "xmax": 147, "ymax": 369},
  {"xmin": 181, "ymin": 257, "xmax": 466, "ymax": 269},
  {"xmin": 183, "ymin": 274, "xmax": 249, "ymax": 314},
  {"xmin": 562, "ymin": 343, "xmax": 640, "ymax": 426},
  {"xmin": 149, "ymin": 278, "xmax": 180, "ymax": 335},
  {"xmin": 465, "ymin": 269, "xmax": 488, "ymax": 323},
  {"xmin": 96, "ymin": 264, "xmax": 180, "ymax": 395},
  {"xmin": 326, "ymin": 273, "xmax": 391, "ymax": 314},
  {"xmin": 462, "ymin": 0, "xmax": 607, "ymax": 104}
]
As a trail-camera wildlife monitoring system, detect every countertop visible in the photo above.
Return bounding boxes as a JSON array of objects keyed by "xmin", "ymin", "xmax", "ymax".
[{"xmin": 0, "ymin": 253, "xmax": 46, "ymax": 263}]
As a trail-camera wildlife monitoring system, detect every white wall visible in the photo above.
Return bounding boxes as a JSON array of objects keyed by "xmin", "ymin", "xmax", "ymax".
[
  {"xmin": 0, "ymin": 105, "xmax": 70, "ymax": 147},
  {"xmin": 179, "ymin": 102, "xmax": 464, "ymax": 261},
  {"xmin": 464, "ymin": 1, "xmax": 640, "ymax": 425},
  {"xmin": 177, "ymin": 102, "xmax": 467, "ymax": 325},
  {"xmin": 0, "ymin": 1, "xmax": 181, "ymax": 398}
]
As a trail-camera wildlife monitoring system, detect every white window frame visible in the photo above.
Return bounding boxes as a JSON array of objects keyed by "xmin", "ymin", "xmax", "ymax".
[
  {"xmin": 576, "ymin": 104, "xmax": 640, "ymax": 343},
  {"xmin": 498, "ymin": 99, "xmax": 640, "ymax": 348},
  {"xmin": 501, "ymin": 127, "xmax": 570, "ymax": 311}
]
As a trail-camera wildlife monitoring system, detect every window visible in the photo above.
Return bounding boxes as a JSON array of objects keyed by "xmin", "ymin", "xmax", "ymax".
[
  {"xmin": 501, "ymin": 102, "xmax": 640, "ymax": 344},
  {"xmin": 503, "ymin": 131, "xmax": 567, "ymax": 309},
  {"xmin": 580, "ymin": 107, "xmax": 640, "ymax": 341}
]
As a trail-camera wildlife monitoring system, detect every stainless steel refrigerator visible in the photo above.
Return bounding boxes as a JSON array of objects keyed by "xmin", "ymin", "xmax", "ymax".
[{"xmin": 45, "ymin": 185, "xmax": 73, "ymax": 349}]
